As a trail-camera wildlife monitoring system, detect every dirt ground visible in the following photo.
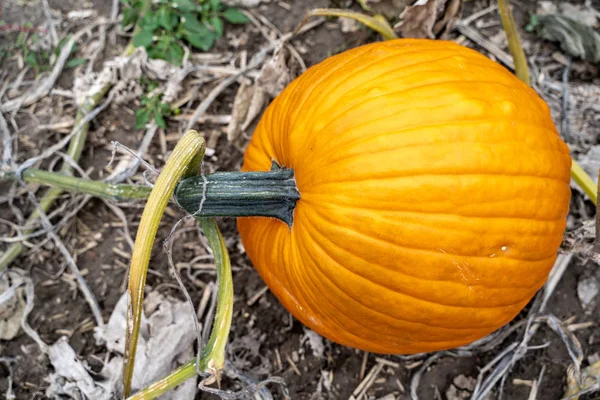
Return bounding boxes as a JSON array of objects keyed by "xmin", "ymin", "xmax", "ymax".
[{"xmin": 1, "ymin": 0, "xmax": 600, "ymax": 399}]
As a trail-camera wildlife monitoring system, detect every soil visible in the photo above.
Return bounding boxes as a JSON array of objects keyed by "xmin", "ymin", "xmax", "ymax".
[{"xmin": 1, "ymin": 0, "xmax": 599, "ymax": 400}]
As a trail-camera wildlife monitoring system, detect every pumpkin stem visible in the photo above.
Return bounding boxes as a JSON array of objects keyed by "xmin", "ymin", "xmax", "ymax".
[{"xmin": 175, "ymin": 162, "xmax": 300, "ymax": 227}]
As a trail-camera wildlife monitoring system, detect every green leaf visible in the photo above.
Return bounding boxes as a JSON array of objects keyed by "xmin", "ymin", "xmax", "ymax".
[
  {"xmin": 525, "ymin": 14, "xmax": 539, "ymax": 32},
  {"xmin": 534, "ymin": 14, "xmax": 600, "ymax": 63},
  {"xmin": 16, "ymin": 32, "xmax": 26, "ymax": 47},
  {"xmin": 164, "ymin": 41, "xmax": 184, "ymax": 65},
  {"xmin": 183, "ymin": 30, "xmax": 215, "ymax": 51},
  {"xmin": 122, "ymin": 6, "xmax": 139, "ymax": 27},
  {"xmin": 66, "ymin": 57, "xmax": 86, "ymax": 68},
  {"xmin": 173, "ymin": 0, "xmax": 197, "ymax": 12},
  {"xmin": 158, "ymin": 7, "xmax": 175, "ymax": 30},
  {"xmin": 139, "ymin": 13, "xmax": 160, "ymax": 31},
  {"xmin": 209, "ymin": 0, "xmax": 221, "ymax": 11},
  {"xmin": 153, "ymin": 108, "xmax": 167, "ymax": 128},
  {"xmin": 210, "ymin": 16, "xmax": 223, "ymax": 36},
  {"xmin": 159, "ymin": 102, "xmax": 171, "ymax": 114},
  {"xmin": 182, "ymin": 12, "xmax": 207, "ymax": 34},
  {"xmin": 135, "ymin": 108, "xmax": 151, "ymax": 129},
  {"xmin": 146, "ymin": 45, "xmax": 166, "ymax": 60},
  {"xmin": 133, "ymin": 30, "xmax": 154, "ymax": 47},
  {"xmin": 24, "ymin": 52, "xmax": 38, "ymax": 68},
  {"xmin": 222, "ymin": 8, "xmax": 249, "ymax": 24}
]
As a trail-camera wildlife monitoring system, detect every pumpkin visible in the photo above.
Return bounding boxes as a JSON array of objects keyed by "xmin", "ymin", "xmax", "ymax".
[{"xmin": 237, "ymin": 39, "xmax": 572, "ymax": 354}]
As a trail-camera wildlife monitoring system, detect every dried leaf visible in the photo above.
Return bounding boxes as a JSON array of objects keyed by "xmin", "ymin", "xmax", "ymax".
[
  {"xmin": 396, "ymin": 0, "xmax": 461, "ymax": 39},
  {"xmin": 228, "ymin": 46, "xmax": 293, "ymax": 143},
  {"xmin": 256, "ymin": 47, "xmax": 291, "ymax": 97},
  {"xmin": 301, "ymin": 328, "xmax": 325, "ymax": 358},
  {"xmin": 433, "ymin": 0, "xmax": 462, "ymax": 38},
  {"xmin": 397, "ymin": 0, "xmax": 439, "ymax": 38},
  {"xmin": 0, "ymin": 273, "xmax": 25, "ymax": 341},
  {"xmin": 532, "ymin": 14, "xmax": 600, "ymax": 63},
  {"xmin": 93, "ymin": 292, "xmax": 198, "ymax": 398},
  {"xmin": 536, "ymin": 2, "xmax": 599, "ymax": 28},
  {"xmin": 227, "ymin": 80, "xmax": 255, "ymax": 142},
  {"xmin": 241, "ymin": 88, "xmax": 268, "ymax": 131},
  {"xmin": 46, "ymin": 337, "xmax": 115, "ymax": 400},
  {"xmin": 446, "ymin": 375, "xmax": 477, "ymax": 400},
  {"xmin": 577, "ymin": 276, "xmax": 599, "ymax": 314},
  {"xmin": 565, "ymin": 360, "xmax": 600, "ymax": 399}
]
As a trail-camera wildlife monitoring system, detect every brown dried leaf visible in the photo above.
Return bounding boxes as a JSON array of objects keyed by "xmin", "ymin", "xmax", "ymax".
[
  {"xmin": 565, "ymin": 360, "xmax": 600, "ymax": 399},
  {"xmin": 256, "ymin": 47, "xmax": 292, "ymax": 98},
  {"xmin": 397, "ymin": 0, "xmax": 439, "ymax": 39},
  {"xmin": 396, "ymin": 0, "xmax": 462, "ymax": 39},
  {"xmin": 433, "ymin": 0, "xmax": 462, "ymax": 38},
  {"xmin": 227, "ymin": 46, "xmax": 295, "ymax": 143},
  {"xmin": 226, "ymin": 80, "xmax": 254, "ymax": 142},
  {"xmin": 241, "ymin": 88, "xmax": 268, "ymax": 132}
]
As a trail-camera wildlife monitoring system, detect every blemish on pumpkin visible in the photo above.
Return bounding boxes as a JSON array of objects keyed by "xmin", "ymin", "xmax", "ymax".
[
  {"xmin": 437, "ymin": 248, "xmax": 479, "ymax": 290},
  {"xmin": 367, "ymin": 87, "xmax": 384, "ymax": 97},
  {"xmin": 498, "ymin": 100, "xmax": 517, "ymax": 116}
]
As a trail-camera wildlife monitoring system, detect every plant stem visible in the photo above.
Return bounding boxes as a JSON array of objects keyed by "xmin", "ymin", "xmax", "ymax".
[
  {"xmin": 195, "ymin": 217, "xmax": 234, "ymax": 376},
  {"xmin": 126, "ymin": 360, "xmax": 197, "ymax": 400},
  {"xmin": 2, "ymin": 165, "xmax": 301, "ymax": 224},
  {"xmin": 0, "ymin": 96, "xmax": 106, "ymax": 270},
  {"xmin": 296, "ymin": 8, "xmax": 397, "ymax": 40},
  {"xmin": 496, "ymin": 0, "xmax": 598, "ymax": 203},
  {"xmin": 497, "ymin": 0, "xmax": 530, "ymax": 85},
  {"xmin": 4, "ymin": 168, "xmax": 152, "ymax": 201},
  {"xmin": 123, "ymin": 130, "xmax": 206, "ymax": 397},
  {"xmin": 0, "ymin": 0, "xmax": 153, "ymax": 271},
  {"xmin": 126, "ymin": 217, "xmax": 233, "ymax": 400},
  {"xmin": 571, "ymin": 162, "xmax": 598, "ymax": 204},
  {"xmin": 175, "ymin": 163, "xmax": 300, "ymax": 226}
]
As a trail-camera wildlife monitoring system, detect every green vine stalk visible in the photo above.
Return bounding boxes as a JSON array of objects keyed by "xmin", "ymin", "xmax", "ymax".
[
  {"xmin": 123, "ymin": 130, "xmax": 206, "ymax": 397},
  {"xmin": 0, "ymin": 0, "xmax": 153, "ymax": 271}
]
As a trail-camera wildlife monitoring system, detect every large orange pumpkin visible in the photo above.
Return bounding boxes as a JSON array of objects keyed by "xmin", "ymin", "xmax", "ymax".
[{"xmin": 237, "ymin": 39, "xmax": 572, "ymax": 354}]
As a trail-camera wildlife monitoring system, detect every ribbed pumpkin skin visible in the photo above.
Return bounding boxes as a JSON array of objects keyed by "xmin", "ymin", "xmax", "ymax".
[{"xmin": 237, "ymin": 39, "xmax": 572, "ymax": 354}]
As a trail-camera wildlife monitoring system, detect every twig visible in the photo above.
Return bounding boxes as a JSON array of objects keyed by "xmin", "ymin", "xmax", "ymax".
[
  {"xmin": 86, "ymin": 23, "xmax": 108, "ymax": 75},
  {"xmin": 461, "ymin": 5, "xmax": 498, "ymax": 26},
  {"xmin": 455, "ymin": 22, "xmax": 515, "ymax": 69},
  {"xmin": 3, "ymin": 269, "xmax": 49, "ymax": 352},
  {"xmin": 41, "ymin": 0, "xmax": 59, "ymax": 47},
  {"xmin": 351, "ymin": 361, "xmax": 384, "ymax": 400},
  {"xmin": 0, "ymin": 22, "xmax": 104, "ymax": 112},
  {"xmin": 561, "ymin": 57, "xmax": 572, "ymax": 141},
  {"xmin": 0, "ymin": 111, "xmax": 12, "ymax": 169},
  {"xmin": 102, "ymin": 199, "xmax": 135, "ymax": 251},
  {"xmin": 540, "ymin": 253, "xmax": 573, "ymax": 311},
  {"xmin": 105, "ymin": 125, "xmax": 159, "ymax": 183},
  {"xmin": 183, "ymin": 21, "xmax": 322, "ymax": 133},
  {"xmin": 528, "ymin": 365, "xmax": 545, "ymax": 400},
  {"xmin": 164, "ymin": 216, "xmax": 204, "ymax": 371},
  {"xmin": 184, "ymin": 69, "xmax": 253, "ymax": 133},
  {"xmin": 15, "ymin": 90, "xmax": 114, "ymax": 175},
  {"xmin": 410, "ymin": 352, "xmax": 443, "ymax": 400},
  {"xmin": 111, "ymin": 0, "xmax": 120, "ymax": 20},
  {"xmin": 0, "ymin": 91, "xmax": 116, "ymax": 270},
  {"xmin": 0, "ymin": 357, "xmax": 16, "ymax": 400},
  {"xmin": 19, "ymin": 181, "xmax": 105, "ymax": 329}
]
